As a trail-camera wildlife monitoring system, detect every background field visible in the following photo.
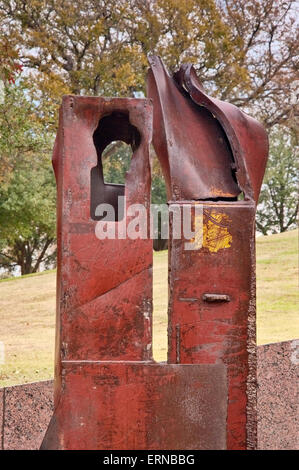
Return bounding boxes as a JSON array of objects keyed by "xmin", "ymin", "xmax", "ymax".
[{"xmin": 0, "ymin": 229, "xmax": 298, "ymax": 387}]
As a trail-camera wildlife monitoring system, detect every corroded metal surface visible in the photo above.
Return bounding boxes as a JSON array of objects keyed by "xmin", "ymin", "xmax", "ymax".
[
  {"xmin": 51, "ymin": 96, "xmax": 153, "ymax": 368},
  {"xmin": 42, "ymin": 97, "xmax": 155, "ymax": 449},
  {"xmin": 147, "ymin": 56, "xmax": 268, "ymax": 204},
  {"xmin": 41, "ymin": 363, "xmax": 227, "ymax": 450},
  {"xmin": 167, "ymin": 202, "xmax": 256, "ymax": 449},
  {"xmin": 147, "ymin": 56, "xmax": 268, "ymax": 449},
  {"xmin": 43, "ymin": 56, "xmax": 268, "ymax": 449},
  {"xmin": 42, "ymin": 95, "xmax": 228, "ymax": 450}
]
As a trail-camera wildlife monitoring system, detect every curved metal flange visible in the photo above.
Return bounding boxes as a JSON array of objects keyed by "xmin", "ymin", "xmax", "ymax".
[{"xmin": 147, "ymin": 55, "xmax": 268, "ymax": 204}]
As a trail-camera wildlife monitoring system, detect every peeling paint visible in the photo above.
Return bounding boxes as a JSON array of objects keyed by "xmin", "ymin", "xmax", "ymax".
[{"xmin": 202, "ymin": 211, "xmax": 232, "ymax": 253}]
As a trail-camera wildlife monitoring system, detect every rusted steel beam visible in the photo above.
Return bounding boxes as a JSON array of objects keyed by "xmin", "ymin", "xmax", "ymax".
[
  {"xmin": 43, "ymin": 54, "xmax": 267, "ymax": 449},
  {"xmin": 167, "ymin": 202, "xmax": 256, "ymax": 449},
  {"xmin": 147, "ymin": 56, "xmax": 268, "ymax": 450},
  {"xmin": 147, "ymin": 56, "xmax": 268, "ymax": 205},
  {"xmin": 51, "ymin": 96, "xmax": 153, "ymax": 366},
  {"xmin": 42, "ymin": 95, "xmax": 228, "ymax": 450},
  {"xmin": 41, "ymin": 97, "xmax": 154, "ymax": 449}
]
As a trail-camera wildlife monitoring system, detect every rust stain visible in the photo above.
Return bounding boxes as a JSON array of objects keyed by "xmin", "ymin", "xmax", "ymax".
[{"xmin": 209, "ymin": 186, "xmax": 235, "ymax": 198}]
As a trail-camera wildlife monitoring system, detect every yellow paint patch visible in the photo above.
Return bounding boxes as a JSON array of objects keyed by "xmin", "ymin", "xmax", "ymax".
[{"xmin": 203, "ymin": 210, "xmax": 232, "ymax": 253}]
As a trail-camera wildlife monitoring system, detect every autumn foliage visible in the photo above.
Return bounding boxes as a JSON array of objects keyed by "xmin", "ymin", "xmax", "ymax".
[{"xmin": 0, "ymin": 0, "xmax": 298, "ymax": 272}]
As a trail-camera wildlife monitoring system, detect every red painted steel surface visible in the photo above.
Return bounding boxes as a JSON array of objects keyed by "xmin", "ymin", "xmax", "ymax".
[
  {"xmin": 147, "ymin": 56, "xmax": 268, "ymax": 449},
  {"xmin": 42, "ymin": 95, "xmax": 229, "ymax": 450},
  {"xmin": 52, "ymin": 97, "xmax": 153, "ymax": 373},
  {"xmin": 173, "ymin": 63, "xmax": 269, "ymax": 205},
  {"xmin": 167, "ymin": 202, "xmax": 256, "ymax": 449},
  {"xmin": 43, "ymin": 56, "xmax": 268, "ymax": 449},
  {"xmin": 147, "ymin": 56, "xmax": 268, "ymax": 204},
  {"xmin": 42, "ymin": 97, "xmax": 154, "ymax": 448},
  {"xmin": 41, "ymin": 362, "xmax": 227, "ymax": 450}
]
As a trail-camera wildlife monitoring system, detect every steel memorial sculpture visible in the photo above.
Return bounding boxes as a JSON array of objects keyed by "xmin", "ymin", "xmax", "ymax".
[{"xmin": 41, "ymin": 56, "xmax": 268, "ymax": 450}]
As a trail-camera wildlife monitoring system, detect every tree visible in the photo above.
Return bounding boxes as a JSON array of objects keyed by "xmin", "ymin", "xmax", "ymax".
[
  {"xmin": 0, "ymin": 36, "xmax": 22, "ymax": 84},
  {"xmin": 0, "ymin": 81, "xmax": 49, "ymax": 186},
  {"xmin": 0, "ymin": 0, "xmax": 297, "ymax": 255},
  {"xmin": 0, "ymin": 0, "xmax": 297, "ymax": 129},
  {"xmin": 256, "ymin": 127, "xmax": 298, "ymax": 235},
  {"xmin": 0, "ymin": 83, "xmax": 56, "ymax": 275},
  {"xmin": 221, "ymin": 0, "xmax": 299, "ymax": 131},
  {"xmin": 101, "ymin": 141, "xmax": 131, "ymax": 185}
]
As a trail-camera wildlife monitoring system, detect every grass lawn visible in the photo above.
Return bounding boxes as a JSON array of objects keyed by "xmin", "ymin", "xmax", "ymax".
[{"xmin": 0, "ymin": 229, "xmax": 298, "ymax": 387}]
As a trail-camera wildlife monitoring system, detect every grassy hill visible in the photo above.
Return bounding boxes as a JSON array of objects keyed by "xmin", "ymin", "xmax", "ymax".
[{"xmin": 0, "ymin": 229, "xmax": 298, "ymax": 387}]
